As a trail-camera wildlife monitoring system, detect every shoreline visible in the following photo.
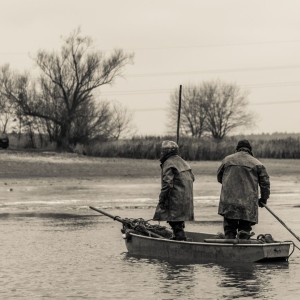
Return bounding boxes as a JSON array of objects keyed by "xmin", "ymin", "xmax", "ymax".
[{"xmin": 0, "ymin": 150, "xmax": 300, "ymax": 178}]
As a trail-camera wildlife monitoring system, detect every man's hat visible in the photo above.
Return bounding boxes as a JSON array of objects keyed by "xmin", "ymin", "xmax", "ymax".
[
  {"xmin": 161, "ymin": 140, "xmax": 179, "ymax": 150},
  {"xmin": 236, "ymin": 139, "xmax": 252, "ymax": 151}
]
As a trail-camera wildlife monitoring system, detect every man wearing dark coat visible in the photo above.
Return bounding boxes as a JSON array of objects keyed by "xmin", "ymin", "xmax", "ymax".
[
  {"xmin": 217, "ymin": 139, "xmax": 270, "ymax": 239},
  {"xmin": 153, "ymin": 140, "xmax": 194, "ymax": 240}
]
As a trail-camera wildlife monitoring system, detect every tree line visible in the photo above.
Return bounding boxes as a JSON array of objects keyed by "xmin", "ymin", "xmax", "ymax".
[{"xmin": 0, "ymin": 28, "xmax": 289, "ymax": 152}]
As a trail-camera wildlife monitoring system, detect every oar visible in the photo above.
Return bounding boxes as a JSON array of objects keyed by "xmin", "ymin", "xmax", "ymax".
[
  {"xmin": 89, "ymin": 206, "xmax": 125, "ymax": 223},
  {"xmin": 89, "ymin": 206, "xmax": 164, "ymax": 238},
  {"xmin": 262, "ymin": 203, "xmax": 300, "ymax": 242}
]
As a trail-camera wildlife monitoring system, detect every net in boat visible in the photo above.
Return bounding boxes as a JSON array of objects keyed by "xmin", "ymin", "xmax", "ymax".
[{"xmin": 121, "ymin": 217, "xmax": 173, "ymax": 239}]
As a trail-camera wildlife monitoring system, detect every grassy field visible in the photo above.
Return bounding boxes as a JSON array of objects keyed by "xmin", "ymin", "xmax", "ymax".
[{"xmin": 0, "ymin": 149, "xmax": 300, "ymax": 179}]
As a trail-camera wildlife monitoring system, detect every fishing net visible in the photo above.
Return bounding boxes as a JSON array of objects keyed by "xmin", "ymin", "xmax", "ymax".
[{"xmin": 121, "ymin": 217, "xmax": 173, "ymax": 239}]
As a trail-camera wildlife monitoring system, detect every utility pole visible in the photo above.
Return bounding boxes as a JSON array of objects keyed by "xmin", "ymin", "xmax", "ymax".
[{"xmin": 176, "ymin": 85, "xmax": 182, "ymax": 144}]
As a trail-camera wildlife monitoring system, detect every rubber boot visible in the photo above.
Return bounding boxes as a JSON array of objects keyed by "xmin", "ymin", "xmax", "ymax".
[
  {"xmin": 174, "ymin": 229, "xmax": 187, "ymax": 241},
  {"xmin": 169, "ymin": 221, "xmax": 187, "ymax": 241},
  {"xmin": 224, "ymin": 228, "xmax": 236, "ymax": 239},
  {"xmin": 237, "ymin": 230, "xmax": 255, "ymax": 240},
  {"xmin": 225, "ymin": 232, "xmax": 236, "ymax": 239}
]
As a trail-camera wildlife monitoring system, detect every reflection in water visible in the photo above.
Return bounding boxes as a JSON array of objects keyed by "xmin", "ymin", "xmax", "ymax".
[
  {"xmin": 124, "ymin": 253, "xmax": 196, "ymax": 299},
  {"xmin": 0, "ymin": 212, "xmax": 100, "ymax": 230},
  {"xmin": 123, "ymin": 253, "xmax": 292, "ymax": 300},
  {"xmin": 0, "ymin": 212, "xmax": 90, "ymax": 219},
  {"xmin": 44, "ymin": 214, "xmax": 101, "ymax": 230},
  {"xmin": 218, "ymin": 264, "xmax": 262, "ymax": 299},
  {"xmin": 156, "ymin": 261, "xmax": 197, "ymax": 299},
  {"xmin": 123, "ymin": 254, "xmax": 202, "ymax": 299},
  {"xmin": 217, "ymin": 262, "xmax": 289, "ymax": 299}
]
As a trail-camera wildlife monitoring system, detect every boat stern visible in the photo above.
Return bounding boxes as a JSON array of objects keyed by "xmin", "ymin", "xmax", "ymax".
[{"xmin": 257, "ymin": 242, "xmax": 293, "ymax": 262}]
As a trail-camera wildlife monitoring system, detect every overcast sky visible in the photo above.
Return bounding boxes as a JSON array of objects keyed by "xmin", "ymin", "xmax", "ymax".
[{"xmin": 1, "ymin": 0, "xmax": 300, "ymax": 136}]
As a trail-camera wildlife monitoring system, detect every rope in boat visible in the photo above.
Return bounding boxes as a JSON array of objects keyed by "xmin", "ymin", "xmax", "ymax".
[
  {"xmin": 257, "ymin": 234, "xmax": 275, "ymax": 243},
  {"xmin": 283, "ymin": 240, "xmax": 300, "ymax": 259},
  {"xmin": 288, "ymin": 242, "xmax": 295, "ymax": 258},
  {"xmin": 292, "ymin": 242, "xmax": 300, "ymax": 251}
]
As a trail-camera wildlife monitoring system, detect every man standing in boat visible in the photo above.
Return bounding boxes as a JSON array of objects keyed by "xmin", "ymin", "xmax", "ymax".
[
  {"xmin": 153, "ymin": 140, "xmax": 195, "ymax": 241},
  {"xmin": 217, "ymin": 139, "xmax": 270, "ymax": 239}
]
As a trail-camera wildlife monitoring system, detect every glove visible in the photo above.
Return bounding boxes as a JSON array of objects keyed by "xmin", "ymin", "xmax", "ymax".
[{"xmin": 258, "ymin": 198, "xmax": 267, "ymax": 208}]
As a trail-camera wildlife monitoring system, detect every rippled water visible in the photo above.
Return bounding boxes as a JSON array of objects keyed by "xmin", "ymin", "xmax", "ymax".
[{"xmin": 1, "ymin": 179, "xmax": 300, "ymax": 299}]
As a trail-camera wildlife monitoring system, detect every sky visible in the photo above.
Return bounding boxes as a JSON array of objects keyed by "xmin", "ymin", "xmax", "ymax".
[{"xmin": 1, "ymin": 0, "xmax": 300, "ymax": 136}]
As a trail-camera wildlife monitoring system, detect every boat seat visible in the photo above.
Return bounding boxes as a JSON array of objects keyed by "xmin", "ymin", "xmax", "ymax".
[{"xmin": 204, "ymin": 238, "xmax": 263, "ymax": 244}]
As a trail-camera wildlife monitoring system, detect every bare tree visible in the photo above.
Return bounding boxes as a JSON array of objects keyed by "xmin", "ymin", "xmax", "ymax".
[
  {"xmin": 168, "ymin": 80, "xmax": 253, "ymax": 140},
  {"xmin": 168, "ymin": 84, "xmax": 208, "ymax": 137},
  {"xmin": 0, "ymin": 66, "xmax": 37, "ymax": 140},
  {"xmin": 108, "ymin": 102, "xmax": 134, "ymax": 139},
  {"xmin": 70, "ymin": 100, "xmax": 112, "ymax": 144},
  {"xmin": 203, "ymin": 80, "xmax": 253, "ymax": 139},
  {"xmin": 0, "ymin": 93, "xmax": 15, "ymax": 133},
  {"xmin": 0, "ymin": 28, "xmax": 134, "ymax": 150}
]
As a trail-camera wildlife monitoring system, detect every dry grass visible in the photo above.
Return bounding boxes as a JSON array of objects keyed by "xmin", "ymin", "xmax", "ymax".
[{"xmin": 0, "ymin": 149, "xmax": 299, "ymax": 179}]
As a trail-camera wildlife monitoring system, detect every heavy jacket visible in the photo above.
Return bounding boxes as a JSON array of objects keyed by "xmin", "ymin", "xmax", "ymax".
[
  {"xmin": 217, "ymin": 150, "xmax": 270, "ymax": 224},
  {"xmin": 153, "ymin": 155, "xmax": 194, "ymax": 221}
]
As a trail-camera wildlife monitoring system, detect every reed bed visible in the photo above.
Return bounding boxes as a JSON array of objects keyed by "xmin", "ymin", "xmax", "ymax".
[{"xmin": 85, "ymin": 135, "xmax": 300, "ymax": 160}]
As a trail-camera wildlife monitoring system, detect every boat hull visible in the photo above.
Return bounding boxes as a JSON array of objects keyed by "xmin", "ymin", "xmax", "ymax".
[{"xmin": 125, "ymin": 231, "xmax": 292, "ymax": 263}]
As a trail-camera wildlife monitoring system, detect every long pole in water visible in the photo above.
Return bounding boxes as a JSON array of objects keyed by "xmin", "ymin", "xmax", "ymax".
[{"xmin": 262, "ymin": 203, "xmax": 300, "ymax": 242}]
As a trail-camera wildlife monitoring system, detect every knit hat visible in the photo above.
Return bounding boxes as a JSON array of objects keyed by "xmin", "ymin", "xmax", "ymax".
[
  {"xmin": 161, "ymin": 140, "xmax": 179, "ymax": 150},
  {"xmin": 236, "ymin": 139, "xmax": 252, "ymax": 151}
]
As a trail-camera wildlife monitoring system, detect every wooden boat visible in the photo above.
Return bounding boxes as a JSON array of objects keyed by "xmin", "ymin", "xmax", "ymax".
[
  {"xmin": 89, "ymin": 206, "xmax": 294, "ymax": 263},
  {"xmin": 124, "ymin": 231, "xmax": 294, "ymax": 263}
]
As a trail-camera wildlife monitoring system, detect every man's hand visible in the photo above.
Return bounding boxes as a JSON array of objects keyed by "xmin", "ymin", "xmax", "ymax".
[{"xmin": 258, "ymin": 198, "xmax": 267, "ymax": 208}]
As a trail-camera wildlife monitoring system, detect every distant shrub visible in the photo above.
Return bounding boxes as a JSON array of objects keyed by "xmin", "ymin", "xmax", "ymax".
[{"xmin": 5, "ymin": 132, "xmax": 300, "ymax": 160}]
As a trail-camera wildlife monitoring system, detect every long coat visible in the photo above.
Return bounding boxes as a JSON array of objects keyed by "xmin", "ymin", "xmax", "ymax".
[
  {"xmin": 153, "ymin": 155, "xmax": 194, "ymax": 222},
  {"xmin": 217, "ymin": 150, "xmax": 270, "ymax": 224}
]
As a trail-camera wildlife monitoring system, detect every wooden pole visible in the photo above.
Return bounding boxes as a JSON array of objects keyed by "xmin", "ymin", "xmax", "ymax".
[
  {"xmin": 176, "ymin": 85, "xmax": 182, "ymax": 144},
  {"xmin": 262, "ymin": 203, "xmax": 300, "ymax": 242}
]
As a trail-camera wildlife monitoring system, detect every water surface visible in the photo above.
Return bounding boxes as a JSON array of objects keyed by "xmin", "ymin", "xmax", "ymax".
[{"xmin": 0, "ymin": 179, "xmax": 300, "ymax": 299}]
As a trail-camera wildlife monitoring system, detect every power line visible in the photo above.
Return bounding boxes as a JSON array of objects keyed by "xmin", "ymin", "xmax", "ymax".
[
  {"xmin": 129, "ymin": 100, "xmax": 300, "ymax": 112},
  {"xmin": 123, "ymin": 39, "xmax": 300, "ymax": 51},
  {"xmin": 251, "ymin": 100, "xmax": 300, "ymax": 106},
  {"xmin": 0, "ymin": 52, "xmax": 30, "ymax": 55},
  {"xmin": 127, "ymin": 64, "xmax": 300, "ymax": 78},
  {"xmin": 2, "ymin": 39, "xmax": 300, "ymax": 55},
  {"xmin": 242, "ymin": 81, "xmax": 300, "ymax": 89},
  {"xmin": 101, "ymin": 88, "xmax": 171, "ymax": 96},
  {"xmin": 101, "ymin": 81, "xmax": 300, "ymax": 97},
  {"xmin": 130, "ymin": 107, "xmax": 168, "ymax": 112}
]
